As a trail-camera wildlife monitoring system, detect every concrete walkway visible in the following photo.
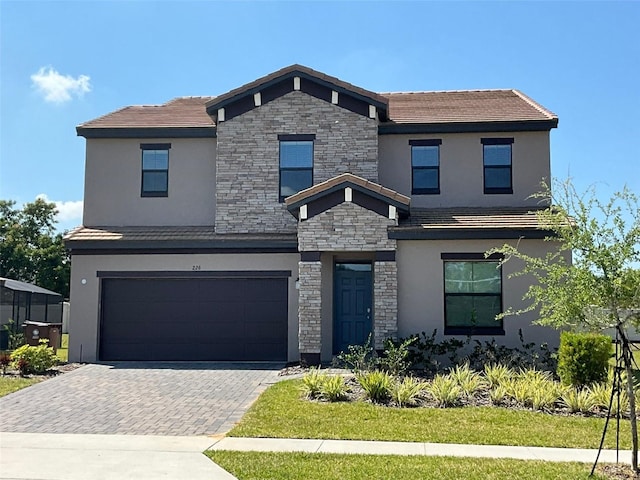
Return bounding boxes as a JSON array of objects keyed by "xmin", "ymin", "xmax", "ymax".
[
  {"xmin": 209, "ymin": 436, "xmax": 633, "ymax": 465},
  {"xmin": 0, "ymin": 432, "xmax": 235, "ymax": 480},
  {"xmin": 1, "ymin": 432, "xmax": 632, "ymax": 479}
]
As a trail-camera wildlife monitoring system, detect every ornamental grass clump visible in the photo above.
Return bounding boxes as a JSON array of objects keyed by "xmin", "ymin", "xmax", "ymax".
[
  {"xmin": 449, "ymin": 363, "xmax": 485, "ymax": 398},
  {"xmin": 300, "ymin": 368, "xmax": 328, "ymax": 399},
  {"xmin": 561, "ymin": 387, "xmax": 596, "ymax": 414},
  {"xmin": 391, "ymin": 377, "xmax": 425, "ymax": 407},
  {"xmin": 427, "ymin": 374, "xmax": 462, "ymax": 407},
  {"xmin": 357, "ymin": 370, "xmax": 393, "ymax": 403},
  {"xmin": 319, "ymin": 375, "xmax": 349, "ymax": 402},
  {"xmin": 484, "ymin": 363, "xmax": 514, "ymax": 388}
]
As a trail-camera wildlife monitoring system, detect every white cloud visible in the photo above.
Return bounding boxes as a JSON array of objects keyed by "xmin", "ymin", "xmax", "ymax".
[
  {"xmin": 36, "ymin": 194, "xmax": 83, "ymax": 223},
  {"xmin": 31, "ymin": 67, "xmax": 91, "ymax": 104}
]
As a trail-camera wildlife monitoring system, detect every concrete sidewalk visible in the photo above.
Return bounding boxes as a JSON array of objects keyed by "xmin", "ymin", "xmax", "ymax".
[
  {"xmin": 209, "ymin": 436, "xmax": 633, "ymax": 465},
  {"xmin": 1, "ymin": 433, "xmax": 631, "ymax": 480},
  {"xmin": 0, "ymin": 432, "xmax": 234, "ymax": 480}
]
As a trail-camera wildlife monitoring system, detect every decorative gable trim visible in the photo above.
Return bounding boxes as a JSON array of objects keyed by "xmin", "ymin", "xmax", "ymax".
[
  {"xmin": 206, "ymin": 65, "xmax": 389, "ymax": 123},
  {"xmin": 286, "ymin": 174, "xmax": 410, "ymax": 221}
]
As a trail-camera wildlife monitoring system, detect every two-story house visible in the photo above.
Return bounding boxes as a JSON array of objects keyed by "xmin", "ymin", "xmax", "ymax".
[{"xmin": 65, "ymin": 65, "xmax": 559, "ymax": 364}]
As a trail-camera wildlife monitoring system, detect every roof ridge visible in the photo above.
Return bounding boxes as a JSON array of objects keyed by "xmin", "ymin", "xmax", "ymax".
[
  {"xmin": 511, "ymin": 89, "xmax": 558, "ymax": 119},
  {"xmin": 165, "ymin": 96, "xmax": 216, "ymax": 104},
  {"xmin": 380, "ymin": 88, "xmax": 515, "ymax": 95}
]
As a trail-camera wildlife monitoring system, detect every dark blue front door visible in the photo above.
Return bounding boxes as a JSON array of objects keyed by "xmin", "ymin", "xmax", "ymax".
[{"xmin": 334, "ymin": 263, "xmax": 372, "ymax": 354}]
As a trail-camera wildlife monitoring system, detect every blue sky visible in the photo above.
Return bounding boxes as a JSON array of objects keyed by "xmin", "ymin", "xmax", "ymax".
[{"xmin": 1, "ymin": 1, "xmax": 638, "ymax": 232}]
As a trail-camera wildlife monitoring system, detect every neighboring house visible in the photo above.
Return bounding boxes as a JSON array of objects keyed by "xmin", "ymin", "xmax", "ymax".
[{"xmin": 65, "ymin": 64, "xmax": 559, "ymax": 364}]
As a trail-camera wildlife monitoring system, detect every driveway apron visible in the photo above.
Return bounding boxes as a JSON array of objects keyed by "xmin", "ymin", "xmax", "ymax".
[{"xmin": 0, "ymin": 362, "xmax": 281, "ymax": 435}]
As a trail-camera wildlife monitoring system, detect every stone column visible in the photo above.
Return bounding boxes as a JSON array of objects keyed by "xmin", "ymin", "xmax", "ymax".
[
  {"xmin": 298, "ymin": 261, "xmax": 322, "ymax": 365},
  {"xmin": 374, "ymin": 260, "xmax": 398, "ymax": 349}
]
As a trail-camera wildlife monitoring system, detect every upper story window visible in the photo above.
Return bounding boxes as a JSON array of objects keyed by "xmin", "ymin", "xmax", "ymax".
[
  {"xmin": 410, "ymin": 139, "xmax": 441, "ymax": 195},
  {"xmin": 279, "ymin": 134, "xmax": 314, "ymax": 201},
  {"xmin": 482, "ymin": 138, "xmax": 513, "ymax": 194},
  {"xmin": 442, "ymin": 253, "xmax": 504, "ymax": 335},
  {"xmin": 141, "ymin": 143, "xmax": 170, "ymax": 197}
]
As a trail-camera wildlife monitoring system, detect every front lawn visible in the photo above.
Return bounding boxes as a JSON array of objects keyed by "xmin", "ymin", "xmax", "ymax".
[
  {"xmin": 0, "ymin": 376, "xmax": 41, "ymax": 397},
  {"xmin": 56, "ymin": 333, "xmax": 69, "ymax": 362},
  {"xmin": 207, "ymin": 451, "xmax": 606, "ymax": 480},
  {"xmin": 228, "ymin": 379, "xmax": 632, "ymax": 449}
]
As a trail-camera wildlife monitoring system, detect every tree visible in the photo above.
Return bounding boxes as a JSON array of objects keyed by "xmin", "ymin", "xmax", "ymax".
[
  {"xmin": 488, "ymin": 180, "xmax": 640, "ymax": 470},
  {"xmin": 0, "ymin": 198, "xmax": 70, "ymax": 298}
]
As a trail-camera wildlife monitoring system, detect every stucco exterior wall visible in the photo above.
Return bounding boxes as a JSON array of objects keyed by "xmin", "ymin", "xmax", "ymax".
[
  {"xmin": 215, "ymin": 91, "xmax": 378, "ymax": 234},
  {"xmin": 396, "ymin": 238, "xmax": 559, "ymax": 348},
  {"xmin": 378, "ymin": 131, "xmax": 551, "ymax": 208},
  {"xmin": 68, "ymin": 253, "xmax": 300, "ymax": 362},
  {"xmin": 82, "ymin": 138, "xmax": 216, "ymax": 227}
]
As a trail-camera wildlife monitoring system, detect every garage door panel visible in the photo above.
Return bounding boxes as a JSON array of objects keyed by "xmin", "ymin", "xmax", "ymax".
[{"xmin": 100, "ymin": 276, "xmax": 288, "ymax": 361}]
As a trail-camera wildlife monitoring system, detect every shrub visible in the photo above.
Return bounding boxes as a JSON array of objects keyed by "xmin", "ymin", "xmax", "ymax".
[
  {"xmin": 391, "ymin": 377, "xmax": 425, "ymax": 407},
  {"xmin": 484, "ymin": 363, "xmax": 514, "ymax": 388},
  {"xmin": 557, "ymin": 332, "xmax": 612, "ymax": 387},
  {"xmin": 449, "ymin": 364, "xmax": 485, "ymax": 398},
  {"xmin": 427, "ymin": 374, "xmax": 461, "ymax": 407},
  {"xmin": 319, "ymin": 375, "xmax": 349, "ymax": 402},
  {"xmin": 335, "ymin": 335, "xmax": 377, "ymax": 374},
  {"xmin": 0, "ymin": 352, "xmax": 10, "ymax": 375},
  {"xmin": 357, "ymin": 370, "xmax": 392, "ymax": 403},
  {"xmin": 301, "ymin": 368, "xmax": 327, "ymax": 399},
  {"xmin": 10, "ymin": 341, "xmax": 57, "ymax": 375},
  {"xmin": 561, "ymin": 388, "xmax": 596, "ymax": 414},
  {"xmin": 465, "ymin": 330, "xmax": 557, "ymax": 372},
  {"xmin": 378, "ymin": 337, "xmax": 416, "ymax": 376},
  {"xmin": 401, "ymin": 330, "xmax": 465, "ymax": 372}
]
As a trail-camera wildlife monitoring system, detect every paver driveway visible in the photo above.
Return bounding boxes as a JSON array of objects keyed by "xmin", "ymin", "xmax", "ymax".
[{"xmin": 0, "ymin": 362, "xmax": 281, "ymax": 436}]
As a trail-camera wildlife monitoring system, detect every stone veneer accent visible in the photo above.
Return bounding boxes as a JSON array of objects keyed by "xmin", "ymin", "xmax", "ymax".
[
  {"xmin": 297, "ymin": 200, "xmax": 399, "ymax": 359},
  {"xmin": 298, "ymin": 202, "xmax": 397, "ymax": 252},
  {"xmin": 298, "ymin": 261, "xmax": 322, "ymax": 355},
  {"xmin": 374, "ymin": 261, "xmax": 398, "ymax": 349},
  {"xmin": 215, "ymin": 91, "xmax": 378, "ymax": 234}
]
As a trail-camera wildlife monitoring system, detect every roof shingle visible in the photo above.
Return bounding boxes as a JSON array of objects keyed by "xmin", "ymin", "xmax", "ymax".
[{"xmin": 394, "ymin": 207, "xmax": 548, "ymax": 231}]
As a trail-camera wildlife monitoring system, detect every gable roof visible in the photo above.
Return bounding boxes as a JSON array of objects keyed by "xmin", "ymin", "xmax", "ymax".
[
  {"xmin": 285, "ymin": 173, "xmax": 410, "ymax": 221},
  {"xmin": 77, "ymin": 65, "xmax": 558, "ymax": 138},
  {"xmin": 205, "ymin": 64, "xmax": 389, "ymax": 118}
]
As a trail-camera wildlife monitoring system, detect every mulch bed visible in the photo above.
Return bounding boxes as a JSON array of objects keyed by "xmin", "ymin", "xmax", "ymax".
[{"xmin": 2, "ymin": 362, "xmax": 84, "ymax": 379}]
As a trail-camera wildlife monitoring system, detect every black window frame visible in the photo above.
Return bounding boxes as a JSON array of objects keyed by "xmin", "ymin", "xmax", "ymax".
[
  {"xmin": 410, "ymin": 139, "xmax": 441, "ymax": 195},
  {"xmin": 140, "ymin": 143, "xmax": 171, "ymax": 197},
  {"xmin": 482, "ymin": 138, "xmax": 513, "ymax": 195},
  {"xmin": 278, "ymin": 134, "xmax": 315, "ymax": 202},
  {"xmin": 441, "ymin": 253, "xmax": 505, "ymax": 336}
]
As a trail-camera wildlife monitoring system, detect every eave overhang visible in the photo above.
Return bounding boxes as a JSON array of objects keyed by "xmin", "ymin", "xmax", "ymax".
[
  {"xmin": 76, "ymin": 126, "xmax": 217, "ymax": 139},
  {"xmin": 378, "ymin": 119, "xmax": 558, "ymax": 135}
]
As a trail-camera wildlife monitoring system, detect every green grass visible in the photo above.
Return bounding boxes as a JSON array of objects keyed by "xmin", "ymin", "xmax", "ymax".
[
  {"xmin": 0, "ymin": 376, "xmax": 41, "ymax": 397},
  {"xmin": 55, "ymin": 333, "xmax": 68, "ymax": 362},
  {"xmin": 207, "ymin": 451, "xmax": 606, "ymax": 480},
  {"xmin": 229, "ymin": 379, "xmax": 632, "ymax": 449}
]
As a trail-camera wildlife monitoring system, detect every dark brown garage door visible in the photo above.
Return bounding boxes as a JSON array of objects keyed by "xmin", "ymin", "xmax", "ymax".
[{"xmin": 99, "ymin": 276, "xmax": 288, "ymax": 361}]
